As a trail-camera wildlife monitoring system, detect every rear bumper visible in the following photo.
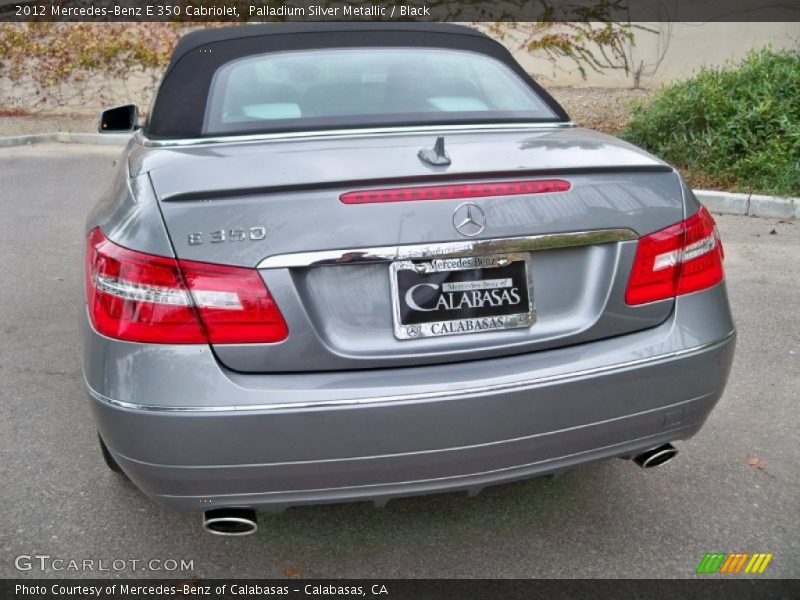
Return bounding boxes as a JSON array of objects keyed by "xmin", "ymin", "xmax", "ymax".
[{"xmin": 84, "ymin": 285, "xmax": 735, "ymax": 512}]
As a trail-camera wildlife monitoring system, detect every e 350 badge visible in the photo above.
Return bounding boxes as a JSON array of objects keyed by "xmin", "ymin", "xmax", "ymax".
[{"xmin": 187, "ymin": 227, "xmax": 266, "ymax": 246}]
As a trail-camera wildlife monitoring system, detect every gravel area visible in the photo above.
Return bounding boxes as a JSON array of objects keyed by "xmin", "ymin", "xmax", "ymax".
[
  {"xmin": 0, "ymin": 87, "xmax": 651, "ymax": 138},
  {"xmin": 0, "ymin": 113, "xmax": 97, "ymax": 136},
  {"xmin": 549, "ymin": 86, "xmax": 653, "ymax": 134}
]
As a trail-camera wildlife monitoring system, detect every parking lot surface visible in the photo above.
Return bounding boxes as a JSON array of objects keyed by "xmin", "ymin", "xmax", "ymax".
[{"xmin": 1, "ymin": 144, "xmax": 798, "ymax": 578}]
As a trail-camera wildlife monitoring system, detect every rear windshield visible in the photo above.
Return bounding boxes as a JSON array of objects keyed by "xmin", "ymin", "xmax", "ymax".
[{"xmin": 203, "ymin": 48, "xmax": 558, "ymax": 135}]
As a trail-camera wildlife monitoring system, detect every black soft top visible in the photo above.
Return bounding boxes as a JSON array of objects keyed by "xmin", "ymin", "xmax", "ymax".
[
  {"xmin": 170, "ymin": 23, "xmax": 488, "ymax": 66},
  {"xmin": 147, "ymin": 23, "xmax": 569, "ymax": 139}
]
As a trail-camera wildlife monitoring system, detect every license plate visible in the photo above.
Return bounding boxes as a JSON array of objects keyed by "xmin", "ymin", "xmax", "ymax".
[{"xmin": 390, "ymin": 253, "xmax": 535, "ymax": 340}]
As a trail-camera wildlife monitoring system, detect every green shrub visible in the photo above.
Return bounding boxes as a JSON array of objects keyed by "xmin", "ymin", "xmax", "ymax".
[{"xmin": 622, "ymin": 47, "xmax": 800, "ymax": 197}]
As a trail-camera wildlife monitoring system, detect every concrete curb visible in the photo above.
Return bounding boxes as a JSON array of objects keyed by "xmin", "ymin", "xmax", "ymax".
[
  {"xmin": 695, "ymin": 189, "xmax": 798, "ymax": 220},
  {"xmin": 0, "ymin": 132, "xmax": 797, "ymax": 219}
]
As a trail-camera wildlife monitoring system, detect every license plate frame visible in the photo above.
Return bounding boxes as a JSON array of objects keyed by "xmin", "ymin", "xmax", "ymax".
[{"xmin": 389, "ymin": 252, "xmax": 536, "ymax": 340}]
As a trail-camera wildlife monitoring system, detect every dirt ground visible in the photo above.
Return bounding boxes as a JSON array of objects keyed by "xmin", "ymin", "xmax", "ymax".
[
  {"xmin": 0, "ymin": 113, "xmax": 98, "ymax": 136},
  {"xmin": 549, "ymin": 86, "xmax": 653, "ymax": 134}
]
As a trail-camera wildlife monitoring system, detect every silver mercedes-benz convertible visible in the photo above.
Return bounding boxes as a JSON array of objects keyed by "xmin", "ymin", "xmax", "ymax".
[{"xmin": 84, "ymin": 23, "xmax": 735, "ymax": 535}]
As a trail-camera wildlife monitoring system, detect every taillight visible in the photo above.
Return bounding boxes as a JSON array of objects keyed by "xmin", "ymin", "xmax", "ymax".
[
  {"xmin": 625, "ymin": 207, "xmax": 724, "ymax": 305},
  {"xmin": 340, "ymin": 179, "xmax": 571, "ymax": 204},
  {"xmin": 178, "ymin": 259, "xmax": 288, "ymax": 344},
  {"xmin": 85, "ymin": 228, "xmax": 287, "ymax": 344}
]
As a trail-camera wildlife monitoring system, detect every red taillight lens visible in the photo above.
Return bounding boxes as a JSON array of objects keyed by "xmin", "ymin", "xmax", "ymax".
[
  {"xmin": 625, "ymin": 207, "xmax": 724, "ymax": 305},
  {"xmin": 85, "ymin": 228, "xmax": 287, "ymax": 344},
  {"xmin": 179, "ymin": 259, "xmax": 288, "ymax": 344},
  {"xmin": 85, "ymin": 228, "xmax": 204, "ymax": 343},
  {"xmin": 340, "ymin": 179, "xmax": 571, "ymax": 204}
]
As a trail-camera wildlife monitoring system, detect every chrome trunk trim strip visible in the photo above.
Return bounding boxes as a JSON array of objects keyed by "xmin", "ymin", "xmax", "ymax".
[
  {"xmin": 83, "ymin": 332, "xmax": 735, "ymax": 413},
  {"xmin": 256, "ymin": 229, "xmax": 638, "ymax": 269},
  {"xmin": 138, "ymin": 122, "xmax": 575, "ymax": 147}
]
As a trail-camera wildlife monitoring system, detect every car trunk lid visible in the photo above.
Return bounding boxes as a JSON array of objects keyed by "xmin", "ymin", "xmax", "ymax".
[{"xmin": 141, "ymin": 127, "xmax": 683, "ymax": 372}]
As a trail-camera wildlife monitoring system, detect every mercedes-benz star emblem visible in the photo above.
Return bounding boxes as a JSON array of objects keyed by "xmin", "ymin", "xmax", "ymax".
[{"xmin": 452, "ymin": 202, "xmax": 486, "ymax": 237}]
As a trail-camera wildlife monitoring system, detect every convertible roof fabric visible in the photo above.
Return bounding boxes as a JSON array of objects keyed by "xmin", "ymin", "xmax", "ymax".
[{"xmin": 147, "ymin": 23, "xmax": 569, "ymax": 139}]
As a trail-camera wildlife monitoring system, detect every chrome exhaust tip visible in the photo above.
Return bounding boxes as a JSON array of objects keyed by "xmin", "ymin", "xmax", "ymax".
[
  {"xmin": 634, "ymin": 443, "xmax": 678, "ymax": 469},
  {"xmin": 202, "ymin": 508, "xmax": 257, "ymax": 536}
]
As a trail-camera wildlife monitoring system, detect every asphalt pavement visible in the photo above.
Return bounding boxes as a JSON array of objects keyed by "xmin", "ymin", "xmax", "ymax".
[{"xmin": 0, "ymin": 144, "xmax": 798, "ymax": 578}]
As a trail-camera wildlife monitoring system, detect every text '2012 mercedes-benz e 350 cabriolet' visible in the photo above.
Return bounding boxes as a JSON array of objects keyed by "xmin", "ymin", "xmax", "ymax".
[{"xmin": 84, "ymin": 23, "xmax": 735, "ymax": 535}]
